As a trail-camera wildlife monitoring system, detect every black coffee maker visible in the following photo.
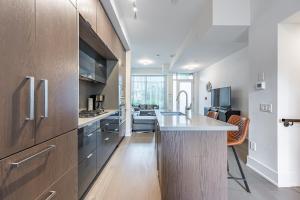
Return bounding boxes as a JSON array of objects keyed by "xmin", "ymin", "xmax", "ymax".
[{"xmin": 90, "ymin": 94, "xmax": 105, "ymax": 110}]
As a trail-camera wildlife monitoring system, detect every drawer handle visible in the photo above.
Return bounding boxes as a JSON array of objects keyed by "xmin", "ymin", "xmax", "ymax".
[
  {"xmin": 86, "ymin": 133, "xmax": 94, "ymax": 137},
  {"xmin": 87, "ymin": 153, "xmax": 93, "ymax": 159},
  {"xmin": 11, "ymin": 145, "xmax": 56, "ymax": 169},
  {"xmin": 44, "ymin": 191, "xmax": 56, "ymax": 200},
  {"xmin": 105, "ymin": 123, "xmax": 109, "ymax": 126},
  {"xmin": 104, "ymin": 137, "xmax": 110, "ymax": 141}
]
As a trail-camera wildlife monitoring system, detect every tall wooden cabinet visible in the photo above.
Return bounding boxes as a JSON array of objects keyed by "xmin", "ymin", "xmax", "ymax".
[
  {"xmin": 0, "ymin": 0, "xmax": 36, "ymax": 159},
  {"xmin": 0, "ymin": 0, "xmax": 78, "ymax": 199},
  {"xmin": 78, "ymin": 0, "xmax": 98, "ymax": 31}
]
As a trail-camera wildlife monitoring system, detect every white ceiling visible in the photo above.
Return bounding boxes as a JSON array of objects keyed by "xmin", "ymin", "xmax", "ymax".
[{"xmin": 112, "ymin": 0, "xmax": 248, "ymax": 72}]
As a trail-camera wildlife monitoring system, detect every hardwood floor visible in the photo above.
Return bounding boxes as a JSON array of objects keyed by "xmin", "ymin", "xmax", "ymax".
[{"xmin": 85, "ymin": 133, "xmax": 300, "ymax": 200}]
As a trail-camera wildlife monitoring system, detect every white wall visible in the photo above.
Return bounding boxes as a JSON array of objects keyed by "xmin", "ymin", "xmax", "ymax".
[
  {"xmin": 277, "ymin": 23, "xmax": 300, "ymax": 186},
  {"xmin": 195, "ymin": 47, "xmax": 249, "ymax": 116},
  {"xmin": 247, "ymin": 0, "xmax": 300, "ymax": 187}
]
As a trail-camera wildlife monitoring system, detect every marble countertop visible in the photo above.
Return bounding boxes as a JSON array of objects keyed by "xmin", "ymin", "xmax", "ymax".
[
  {"xmin": 155, "ymin": 110, "xmax": 238, "ymax": 132},
  {"xmin": 78, "ymin": 109, "xmax": 118, "ymax": 128}
]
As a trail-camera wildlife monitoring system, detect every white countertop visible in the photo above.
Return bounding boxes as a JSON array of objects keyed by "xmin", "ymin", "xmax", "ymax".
[
  {"xmin": 155, "ymin": 110, "xmax": 238, "ymax": 132},
  {"xmin": 78, "ymin": 110, "xmax": 118, "ymax": 128}
]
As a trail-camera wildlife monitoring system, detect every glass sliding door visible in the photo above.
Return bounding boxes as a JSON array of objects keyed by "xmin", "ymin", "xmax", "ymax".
[{"xmin": 172, "ymin": 74, "xmax": 193, "ymax": 113}]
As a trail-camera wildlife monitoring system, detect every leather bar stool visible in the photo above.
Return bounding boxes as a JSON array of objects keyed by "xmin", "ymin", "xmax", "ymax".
[
  {"xmin": 207, "ymin": 111, "xmax": 219, "ymax": 119},
  {"xmin": 227, "ymin": 115, "xmax": 251, "ymax": 193}
]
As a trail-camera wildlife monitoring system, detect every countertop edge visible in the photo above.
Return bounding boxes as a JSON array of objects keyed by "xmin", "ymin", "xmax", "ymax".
[
  {"xmin": 155, "ymin": 110, "xmax": 238, "ymax": 132},
  {"xmin": 78, "ymin": 109, "xmax": 118, "ymax": 128}
]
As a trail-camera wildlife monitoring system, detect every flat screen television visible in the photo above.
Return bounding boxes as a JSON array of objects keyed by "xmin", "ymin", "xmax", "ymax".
[{"xmin": 211, "ymin": 87, "xmax": 231, "ymax": 108}]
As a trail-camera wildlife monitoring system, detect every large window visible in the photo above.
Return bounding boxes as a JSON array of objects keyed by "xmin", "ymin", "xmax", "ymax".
[{"xmin": 131, "ymin": 75, "xmax": 166, "ymax": 108}]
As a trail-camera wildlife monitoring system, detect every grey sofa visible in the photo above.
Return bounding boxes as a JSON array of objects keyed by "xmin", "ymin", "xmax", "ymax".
[{"xmin": 132, "ymin": 105, "xmax": 158, "ymax": 132}]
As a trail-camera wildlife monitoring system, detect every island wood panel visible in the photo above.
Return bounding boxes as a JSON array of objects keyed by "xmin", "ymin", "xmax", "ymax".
[
  {"xmin": 0, "ymin": 0, "xmax": 36, "ymax": 159},
  {"xmin": 35, "ymin": 0, "xmax": 78, "ymax": 143},
  {"xmin": 0, "ymin": 130, "xmax": 77, "ymax": 200},
  {"xmin": 77, "ymin": 0, "xmax": 97, "ymax": 31},
  {"xmin": 160, "ymin": 131, "xmax": 227, "ymax": 200}
]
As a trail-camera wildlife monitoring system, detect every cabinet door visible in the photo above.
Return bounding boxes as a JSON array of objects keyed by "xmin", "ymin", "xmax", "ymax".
[
  {"xmin": 36, "ymin": 167, "xmax": 77, "ymax": 200},
  {"xmin": 0, "ymin": 130, "xmax": 77, "ymax": 200},
  {"xmin": 0, "ymin": 0, "xmax": 36, "ymax": 159},
  {"xmin": 96, "ymin": 2, "xmax": 113, "ymax": 50},
  {"xmin": 35, "ymin": 0, "xmax": 78, "ymax": 143},
  {"xmin": 78, "ymin": 0, "xmax": 97, "ymax": 31}
]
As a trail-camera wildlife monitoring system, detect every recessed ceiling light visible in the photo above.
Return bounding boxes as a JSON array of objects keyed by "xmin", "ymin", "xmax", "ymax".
[
  {"xmin": 139, "ymin": 59, "xmax": 154, "ymax": 66},
  {"xmin": 183, "ymin": 64, "xmax": 199, "ymax": 70}
]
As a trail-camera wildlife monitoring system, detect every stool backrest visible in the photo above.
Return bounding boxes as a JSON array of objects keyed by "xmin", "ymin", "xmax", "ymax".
[
  {"xmin": 207, "ymin": 111, "xmax": 219, "ymax": 119},
  {"xmin": 227, "ymin": 115, "xmax": 250, "ymax": 145}
]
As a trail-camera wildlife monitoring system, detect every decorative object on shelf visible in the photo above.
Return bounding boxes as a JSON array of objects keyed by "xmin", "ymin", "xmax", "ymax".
[{"xmin": 206, "ymin": 81, "xmax": 212, "ymax": 92}]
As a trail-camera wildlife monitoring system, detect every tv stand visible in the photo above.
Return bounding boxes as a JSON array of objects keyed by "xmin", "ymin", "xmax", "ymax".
[{"xmin": 204, "ymin": 107, "xmax": 241, "ymax": 122}]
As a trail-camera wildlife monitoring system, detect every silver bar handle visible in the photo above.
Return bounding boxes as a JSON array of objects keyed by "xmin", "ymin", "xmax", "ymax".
[
  {"xmin": 44, "ymin": 191, "xmax": 56, "ymax": 200},
  {"xmin": 11, "ymin": 145, "xmax": 56, "ymax": 169},
  {"xmin": 41, "ymin": 79, "xmax": 48, "ymax": 118},
  {"xmin": 86, "ymin": 153, "xmax": 93, "ymax": 159},
  {"xmin": 86, "ymin": 133, "xmax": 94, "ymax": 137},
  {"xmin": 104, "ymin": 137, "xmax": 109, "ymax": 141},
  {"xmin": 26, "ymin": 76, "xmax": 35, "ymax": 121}
]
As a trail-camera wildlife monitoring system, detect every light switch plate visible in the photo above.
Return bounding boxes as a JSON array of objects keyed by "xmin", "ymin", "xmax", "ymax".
[
  {"xmin": 260, "ymin": 104, "xmax": 272, "ymax": 113},
  {"xmin": 249, "ymin": 141, "xmax": 257, "ymax": 151}
]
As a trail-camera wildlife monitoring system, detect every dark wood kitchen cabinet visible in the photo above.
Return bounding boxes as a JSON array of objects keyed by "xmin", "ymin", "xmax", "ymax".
[
  {"xmin": 35, "ymin": 0, "xmax": 78, "ymax": 143},
  {"xmin": 0, "ymin": 0, "xmax": 78, "ymax": 199},
  {"xmin": 96, "ymin": 2, "xmax": 114, "ymax": 51},
  {"xmin": 0, "ymin": 0, "xmax": 78, "ymax": 159},
  {"xmin": 36, "ymin": 167, "xmax": 77, "ymax": 200},
  {"xmin": 0, "ymin": 0, "xmax": 36, "ymax": 159},
  {"xmin": 0, "ymin": 130, "xmax": 77, "ymax": 200},
  {"xmin": 78, "ymin": 0, "xmax": 98, "ymax": 31}
]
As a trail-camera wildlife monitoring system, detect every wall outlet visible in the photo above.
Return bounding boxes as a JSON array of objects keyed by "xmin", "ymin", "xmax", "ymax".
[
  {"xmin": 260, "ymin": 104, "xmax": 272, "ymax": 113},
  {"xmin": 249, "ymin": 141, "xmax": 257, "ymax": 151}
]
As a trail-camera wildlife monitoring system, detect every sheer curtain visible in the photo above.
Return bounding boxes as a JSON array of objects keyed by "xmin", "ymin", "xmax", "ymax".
[{"xmin": 131, "ymin": 75, "xmax": 166, "ymax": 109}]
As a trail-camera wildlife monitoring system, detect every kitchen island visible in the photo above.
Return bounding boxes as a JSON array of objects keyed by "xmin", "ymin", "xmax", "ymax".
[{"xmin": 155, "ymin": 110, "xmax": 238, "ymax": 200}]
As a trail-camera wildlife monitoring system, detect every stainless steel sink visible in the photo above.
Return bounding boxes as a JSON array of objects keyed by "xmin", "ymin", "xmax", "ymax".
[{"xmin": 160, "ymin": 111, "xmax": 185, "ymax": 116}]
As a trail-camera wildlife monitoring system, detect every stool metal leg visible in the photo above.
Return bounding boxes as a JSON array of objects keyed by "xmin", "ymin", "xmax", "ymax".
[{"xmin": 231, "ymin": 146, "xmax": 251, "ymax": 193}]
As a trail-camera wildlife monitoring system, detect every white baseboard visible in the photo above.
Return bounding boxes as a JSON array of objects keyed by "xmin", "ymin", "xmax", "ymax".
[{"xmin": 247, "ymin": 156, "xmax": 278, "ymax": 186}]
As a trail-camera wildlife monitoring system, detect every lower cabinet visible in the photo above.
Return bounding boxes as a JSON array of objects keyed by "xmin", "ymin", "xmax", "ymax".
[
  {"xmin": 78, "ymin": 113, "xmax": 124, "ymax": 199},
  {"xmin": 0, "ymin": 130, "xmax": 77, "ymax": 200},
  {"xmin": 78, "ymin": 150, "xmax": 97, "ymax": 198},
  {"xmin": 36, "ymin": 167, "xmax": 77, "ymax": 200}
]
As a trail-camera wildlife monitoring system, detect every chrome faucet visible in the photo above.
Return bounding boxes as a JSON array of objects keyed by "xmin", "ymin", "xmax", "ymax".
[{"xmin": 176, "ymin": 90, "xmax": 192, "ymax": 115}]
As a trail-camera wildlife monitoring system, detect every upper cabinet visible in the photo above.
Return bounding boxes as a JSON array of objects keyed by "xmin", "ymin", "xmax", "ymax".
[
  {"xmin": 96, "ymin": 2, "xmax": 113, "ymax": 51},
  {"xmin": 78, "ymin": 0, "xmax": 97, "ymax": 31},
  {"xmin": 78, "ymin": 0, "xmax": 126, "ymax": 60}
]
